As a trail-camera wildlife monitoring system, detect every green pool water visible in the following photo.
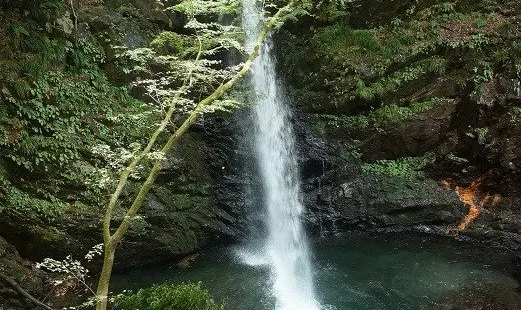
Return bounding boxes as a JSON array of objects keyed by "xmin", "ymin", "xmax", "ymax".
[{"xmin": 111, "ymin": 232, "xmax": 520, "ymax": 310}]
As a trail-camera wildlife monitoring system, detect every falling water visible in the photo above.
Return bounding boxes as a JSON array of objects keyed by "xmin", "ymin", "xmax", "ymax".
[{"xmin": 240, "ymin": 1, "xmax": 320, "ymax": 309}]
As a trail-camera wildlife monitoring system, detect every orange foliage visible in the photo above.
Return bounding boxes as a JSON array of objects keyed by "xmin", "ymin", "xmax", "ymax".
[{"xmin": 442, "ymin": 178, "xmax": 502, "ymax": 231}]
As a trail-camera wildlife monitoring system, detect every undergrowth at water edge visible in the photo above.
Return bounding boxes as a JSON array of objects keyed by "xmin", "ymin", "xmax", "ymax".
[{"xmin": 116, "ymin": 282, "xmax": 225, "ymax": 310}]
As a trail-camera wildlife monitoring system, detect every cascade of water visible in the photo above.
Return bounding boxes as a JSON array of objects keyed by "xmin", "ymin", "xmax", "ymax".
[{"xmin": 240, "ymin": 1, "xmax": 320, "ymax": 309}]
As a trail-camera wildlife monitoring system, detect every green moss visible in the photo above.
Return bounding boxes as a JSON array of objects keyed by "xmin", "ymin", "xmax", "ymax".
[
  {"xmin": 318, "ymin": 98, "xmax": 452, "ymax": 132},
  {"xmin": 150, "ymin": 31, "xmax": 185, "ymax": 56},
  {"xmin": 362, "ymin": 153, "xmax": 436, "ymax": 179}
]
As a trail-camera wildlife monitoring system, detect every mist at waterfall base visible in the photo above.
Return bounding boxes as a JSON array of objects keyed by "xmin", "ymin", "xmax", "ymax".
[{"xmin": 111, "ymin": 233, "xmax": 519, "ymax": 310}]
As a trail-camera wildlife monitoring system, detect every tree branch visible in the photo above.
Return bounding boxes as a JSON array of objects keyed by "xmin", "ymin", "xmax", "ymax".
[
  {"xmin": 111, "ymin": 2, "xmax": 293, "ymax": 243},
  {"xmin": 102, "ymin": 35, "xmax": 205, "ymax": 243},
  {"xmin": 0, "ymin": 272, "xmax": 55, "ymax": 310}
]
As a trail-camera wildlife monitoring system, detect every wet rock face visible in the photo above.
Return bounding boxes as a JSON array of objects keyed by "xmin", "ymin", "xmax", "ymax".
[
  {"xmin": 303, "ymin": 172, "xmax": 466, "ymax": 231},
  {"xmin": 296, "ymin": 127, "xmax": 466, "ymax": 232},
  {"xmin": 288, "ymin": 77, "xmax": 521, "ymax": 247},
  {"xmin": 292, "ymin": 109, "xmax": 465, "ymax": 233},
  {"xmin": 361, "ymin": 103, "xmax": 458, "ymax": 161}
]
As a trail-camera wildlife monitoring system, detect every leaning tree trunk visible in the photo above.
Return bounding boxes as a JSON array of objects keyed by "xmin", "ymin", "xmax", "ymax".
[
  {"xmin": 93, "ymin": 4, "xmax": 292, "ymax": 310},
  {"xmin": 94, "ymin": 243, "xmax": 115, "ymax": 310}
]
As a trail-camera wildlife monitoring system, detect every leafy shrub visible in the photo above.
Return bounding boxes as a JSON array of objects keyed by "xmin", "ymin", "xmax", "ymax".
[
  {"xmin": 117, "ymin": 282, "xmax": 225, "ymax": 310},
  {"xmin": 0, "ymin": 19, "xmax": 157, "ymax": 219}
]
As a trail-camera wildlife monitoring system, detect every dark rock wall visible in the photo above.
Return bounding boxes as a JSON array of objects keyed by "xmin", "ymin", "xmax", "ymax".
[{"xmin": 273, "ymin": 0, "xmax": 521, "ymax": 249}]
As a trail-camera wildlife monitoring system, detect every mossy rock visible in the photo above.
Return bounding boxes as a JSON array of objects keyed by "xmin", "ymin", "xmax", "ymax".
[{"xmin": 150, "ymin": 31, "xmax": 185, "ymax": 56}]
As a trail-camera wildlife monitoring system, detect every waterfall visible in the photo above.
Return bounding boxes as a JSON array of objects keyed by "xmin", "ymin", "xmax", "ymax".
[{"xmin": 240, "ymin": 1, "xmax": 320, "ymax": 309}]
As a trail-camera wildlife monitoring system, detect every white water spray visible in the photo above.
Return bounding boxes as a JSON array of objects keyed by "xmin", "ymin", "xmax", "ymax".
[{"xmin": 240, "ymin": 1, "xmax": 320, "ymax": 309}]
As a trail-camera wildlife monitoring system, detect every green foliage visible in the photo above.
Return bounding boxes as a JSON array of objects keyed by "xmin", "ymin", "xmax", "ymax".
[
  {"xmin": 415, "ymin": 2, "xmax": 456, "ymax": 21},
  {"xmin": 308, "ymin": 0, "xmax": 347, "ymax": 21},
  {"xmin": 319, "ymin": 98, "xmax": 451, "ymax": 132},
  {"xmin": 0, "ymin": 19, "xmax": 157, "ymax": 219},
  {"xmin": 70, "ymin": 38, "xmax": 106, "ymax": 69},
  {"xmin": 473, "ymin": 127, "xmax": 489, "ymax": 144},
  {"xmin": 339, "ymin": 141, "xmax": 362, "ymax": 162},
  {"xmin": 19, "ymin": 34, "xmax": 70, "ymax": 78},
  {"xmin": 117, "ymin": 282, "xmax": 225, "ymax": 310},
  {"xmin": 11, "ymin": 23, "xmax": 30, "ymax": 38},
  {"xmin": 369, "ymin": 99, "xmax": 445, "ymax": 127},
  {"xmin": 509, "ymin": 107, "xmax": 521, "ymax": 124},
  {"xmin": 1, "ymin": 69, "xmax": 151, "ymax": 171},
  {"xmin": 362, "ymin": 154, "xmax": 435, "ymax": 179},
  {"xmin": 381, "ymin": 32, "xmax": 415, "ymax": 59},
  {"xmin": 172, "ymin": 0, "xmax": 240, "ymax": 16},
  {"xmin": 0, "ymin": 176, "xmax": 68, "ymax": 221},
  {"xmin": 472, "ymin": 61, "xmax": 494, "ymax": 89},
  {"xmin": 150, "ymin": 32, "xmax": 186, "ymax": 56},
  {"xmin": 475, "ymin": 14, "xmax": 491, "ymax": 28},
  {"xmin": 314, "ymin": 25, "xmax": 379, "ymax": 56},
  {"xmin": 357, "ymin": 57, "xmax": 447, "ymax": 100}
]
